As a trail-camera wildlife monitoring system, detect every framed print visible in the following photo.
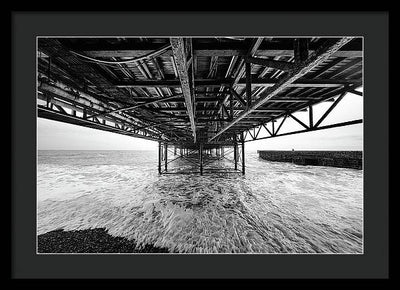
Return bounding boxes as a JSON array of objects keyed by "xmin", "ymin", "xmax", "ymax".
[{"xmin": 11, "ymin": 11, "xmax": 389, "ymax": 279}]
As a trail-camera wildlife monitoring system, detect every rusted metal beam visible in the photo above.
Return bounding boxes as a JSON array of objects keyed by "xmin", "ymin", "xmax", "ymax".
[
  {"xmin": 209, "ymin": 37, "xmax": 354, "ymax": 142},
  {"xmin": 170, "ymin": 37, "xmax": 197, "ymax": 142}
]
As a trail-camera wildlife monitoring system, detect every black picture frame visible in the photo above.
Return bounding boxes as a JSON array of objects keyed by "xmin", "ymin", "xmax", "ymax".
[{"xmin": 11, "ymin": 11, "xmax": 389, "ymax": 279}]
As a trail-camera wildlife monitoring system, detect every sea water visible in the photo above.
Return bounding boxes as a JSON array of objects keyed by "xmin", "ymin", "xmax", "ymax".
[{"xmin": 37, "ymin": 150, "xmax": 363, "ymax": 253}]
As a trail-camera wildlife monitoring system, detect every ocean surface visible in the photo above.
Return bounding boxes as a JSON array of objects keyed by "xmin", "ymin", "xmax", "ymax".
[{"xmin": 37, "ymin": 150, "xmax": 363, "ymax": 253}]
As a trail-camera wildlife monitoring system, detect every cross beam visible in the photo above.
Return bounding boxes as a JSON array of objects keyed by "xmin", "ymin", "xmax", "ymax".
[
  {"xmin": 170, "ymin": 37, "xmax": 197, "ymax": 143},
  {"xmin": 114, "ymin": 78, "xmax": 358, "ymax": 88},
  {"xmin": 209, "ymin": 37, "xmax": 354, "ymax": 142}
]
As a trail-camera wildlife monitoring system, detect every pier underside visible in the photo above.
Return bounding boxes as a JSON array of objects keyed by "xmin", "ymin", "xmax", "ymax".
[
  {"xmin": 37, "ymin": 37, "xmax": 363, "ymax": 174},
  {"xmin": 158, "ymin": 140, "xmax": 245, "ymax": 175}
]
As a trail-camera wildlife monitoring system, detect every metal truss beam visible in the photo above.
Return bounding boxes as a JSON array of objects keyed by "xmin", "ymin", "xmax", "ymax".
[
  {"xmin": 227, "ymin": 84, "xmax": 362, "ymax": 142},
  {"xmin": 38, "ymin": 83, "xmax": 156, "ymax": 134},
  {"xmin": 37, "ymin": 82, "xmax": 186, "ymax": 139},
  {"xmin": 209, "ymin": 37, "xmax": 354, "ymax": 142},
  {"xmin": 38, "ymin": 106, "xmax": 164, "ymax": 142},
  {"xmin": 244, "ymin": 119, "xmax": 362, "ymax": 142},
  {"xmin": 242, "ymin": 90, "xmax": 362, "ymax": 142},
  {"xmin": 37, "ymin": 91, "xmax": 196, "ymax": 143}
]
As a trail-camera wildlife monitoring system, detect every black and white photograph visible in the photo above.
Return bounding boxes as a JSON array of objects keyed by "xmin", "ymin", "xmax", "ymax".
[{"xmin": 36, "ymin": 36, "xmax": 364, "ymax": 254}]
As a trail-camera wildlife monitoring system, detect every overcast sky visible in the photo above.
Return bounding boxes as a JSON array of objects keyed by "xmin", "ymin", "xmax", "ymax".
[{"xmin": 38, "ymin": 90, "xmax": 363, "ymax": 151}]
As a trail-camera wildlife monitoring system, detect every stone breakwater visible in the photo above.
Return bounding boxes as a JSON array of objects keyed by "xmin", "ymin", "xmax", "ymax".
[{"xmin": 258, "ymin": 150, "xmax": 362, "ymax": 170}]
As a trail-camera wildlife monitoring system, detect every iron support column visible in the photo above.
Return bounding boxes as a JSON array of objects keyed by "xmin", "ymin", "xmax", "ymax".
[
  {"xmin": 234, "ymin": 138, "xmax": 238, "ymax": 171},
  {"xmin": 241, "ymin": 132, "xmax": 245, "ymax": 175},
  {"xmin": 200, "ymin": 144, "xmax": 203, "ymax": 175},
  {"xmin": 158, "ymin": 141, "xmax": 162, "ymax": 174},
  {"xmin": 164, "ymin": 143, "xmax": 168, "ymax": 172},
  {"xmin": 246, "ymin": 62, "xmax": 252, "ymax": 108},
  {"xmin": 272, "ymin": 120, "xmax": 275, "ymax": 135}
]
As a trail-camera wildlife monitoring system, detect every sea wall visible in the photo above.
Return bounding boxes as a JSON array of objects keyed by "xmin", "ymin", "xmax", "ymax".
[{"xmin": 257, "ymin": 150, "xmax": 362, "ymax": 170}]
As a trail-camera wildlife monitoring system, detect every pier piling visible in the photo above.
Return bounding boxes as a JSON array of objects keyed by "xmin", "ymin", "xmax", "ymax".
[
  {"xmin": 241, "ymin": 133, "xmax": 245, "ymax": 175},
  {"xmin": 158, "ymin": 141, "xmax": 162, "ymax": 174},
  {"xmin": 234, "ymin": 139, "xmax": 238, "ymax": 171},
  {"xmin": 200, "ymin": 144, "xmax": 203, "ymax": 175},
  {"xmin": 164, "ymin": 143, "xmax": 168, "ymax": 172}
]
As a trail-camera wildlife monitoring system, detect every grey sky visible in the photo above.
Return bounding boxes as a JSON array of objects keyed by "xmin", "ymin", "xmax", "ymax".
[{"xmin": 38, "ymin": 90, "xmax": 363, "ymax": 151}]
